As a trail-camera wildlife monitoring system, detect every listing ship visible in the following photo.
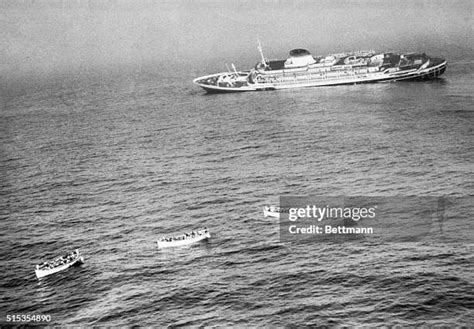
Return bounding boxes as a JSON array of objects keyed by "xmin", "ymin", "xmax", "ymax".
[{"xmin": 193, "ymin": 43, "xmax": 447, "ymax": 93}]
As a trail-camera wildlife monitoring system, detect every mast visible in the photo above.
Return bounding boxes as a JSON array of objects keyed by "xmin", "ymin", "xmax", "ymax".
[{"xmin": 257, "ymin": 37, "xmax": 267, "ymax": 66}]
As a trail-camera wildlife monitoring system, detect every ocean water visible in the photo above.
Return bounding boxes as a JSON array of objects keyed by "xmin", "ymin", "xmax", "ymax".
[{"xmin": 1, "ymin": 40, "xmax": 474, "ymax": 326}]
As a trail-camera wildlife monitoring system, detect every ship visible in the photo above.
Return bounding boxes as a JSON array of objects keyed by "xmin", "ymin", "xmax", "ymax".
[
  {"xmin": 35, "ymin": 249, "xmax": 84, "ymax": 279},
  {"xmin": 193, "ymin": 42, "xmax": 447, "ymax": 93},
  {"xmin": 157, "ymin": 228, "xmax": 210, "ymax": 249},
  {"xmin": 263, "ymin": 206, "xmax": 289, "ymax": 219}
]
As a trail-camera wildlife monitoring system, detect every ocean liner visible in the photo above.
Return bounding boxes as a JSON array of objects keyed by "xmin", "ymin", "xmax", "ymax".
[{"xmin": 193, "ymin": 43, "xmax": 447, "ymax": 93}]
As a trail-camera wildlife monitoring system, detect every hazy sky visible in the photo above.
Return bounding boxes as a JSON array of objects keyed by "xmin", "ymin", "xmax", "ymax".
[{"xmin": 1, "ymin": 0, "xmax": 473, "ymax": 86}]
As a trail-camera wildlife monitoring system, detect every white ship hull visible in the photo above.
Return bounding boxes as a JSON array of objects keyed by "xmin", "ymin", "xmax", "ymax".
[
  {"xmin": 157, "ymin": 232, "xmax": 211, "ymax": 249},
  {"xmin": 263, "ymin": 206, "xmax": 289, "ymax": 219},
  {"xmin": 193, "ymin": 48, "xmax": 447, "ymax": 93},
  {"xmin": 35, "ymin": 256, "xmax": 84, "ymax": 279}
]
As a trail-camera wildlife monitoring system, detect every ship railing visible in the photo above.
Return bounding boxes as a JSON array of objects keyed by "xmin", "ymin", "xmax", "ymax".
[
  {"xmin": 330, "ymin": 50, "xmax": 376, "ymax": 58},
  {"xmin": 254, "ymin": 68, "xmax": 378, "ymax": 86}
]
